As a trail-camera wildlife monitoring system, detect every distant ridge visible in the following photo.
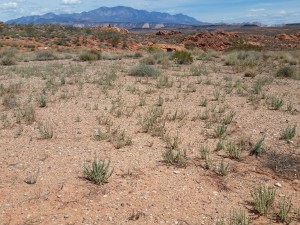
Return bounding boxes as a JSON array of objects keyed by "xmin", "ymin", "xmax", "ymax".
[{"xmin": 6, "ymin": 6, "xmax": 202, "ymax": 26}]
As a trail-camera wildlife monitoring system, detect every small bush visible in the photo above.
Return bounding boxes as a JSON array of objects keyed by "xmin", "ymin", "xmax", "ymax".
[
  {"xmin": 271, "ymin": 96, "xmax": 284, "ymax": 110},
  {"xmin": 2, "ymin": 93, "xmax": 18, "ymax": 109},
  {"xmin": 215, "ymin": 159, "xmax": 230, "ymax": 176},
  {"xmin": 79, "ymin": 50, "xmax": 102, "ymax": 61},
  {"xmin": 214, "ymin": 124, "xmax": 227, "ymax": 138},
  {"xmin": 276, "ymin": 65, "xmax": 294, "ymax": 78},
  {"xmin": 38, "ymin": 123, "xmax": 53, "ymax": 139},
  {"xmin": 226, "ymin": 142, "xmax": 242, "ymax": 160},
  {"xmin": 251, "ymin": 184, "xmax": 276, "ymax": 215},
  {"xmin": 35, "ymin": 51, "xmax": 56, "ymax": 61},
  {"xmin": 162, "ymin": 148, "xmax": 186, "ymax": 167},
  {"xmin": 83, "ymin": 157, "xmax": 113, "ymax": 185},
  {"xmin": 23, "ymin": 105, "xmax": 35, "ymax": 124},
  {"xmin": 250, "ymin": 136, "xmax": 264, "ymax": 157},
  {"xmin": 129, "ymin": 64, "xmax": 161, "ymax": 77},
  {"xmin": 278, "ymin": 196, "xmax": 292, "ymax": 224},
  {"xmin": 140, "ymin": 56, "xmax": 156, "ymax": 65},
  {"xmin": 172, "ymin": 50, "xmax": 193, "ymax": 65},
  {"xmin": 1, "ymin": 57, "xmax": 16, "ymax": 66},
  {"xmin": 229, "ymin": 209, "xmax": 251, "ymax": 225},
  {"xmin": 24, "ymin": 168, "xmax": 39, "ymax": 185},
  {"xmin": 37, "ymin": 94, "xmax": 47, "ymax": 107},
  {"xmin": 281, "ymin": 125, "xmax": 296, "ymax": 140},
  {"xmin": 134, "ymin": 52, "xmax": 143, "ymax": 58}
]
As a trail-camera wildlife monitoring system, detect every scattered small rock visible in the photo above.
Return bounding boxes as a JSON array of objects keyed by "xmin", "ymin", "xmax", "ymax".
[{"xmin": 274, "ymin": 182, "xmax": 282, "ymax": 188}]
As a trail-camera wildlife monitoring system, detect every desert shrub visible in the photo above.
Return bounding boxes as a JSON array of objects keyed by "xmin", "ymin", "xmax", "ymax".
[
  {"xmin": 227, "ymin": 38, "xmax": 262, "ymax": 51},
  {"xmin": 172, "ymin": 50, "xmax": 193, "ymax": 64},
  {"xmin": 83, "ymin": 157, "xmax": 113, "ymax": 185},
  {"xmin": 278, "ymin": 196, "xmax": 292, "ymax": 224},
  {"xmin": 24, "ymin": 168, "xmax": 39, "ymax": 185},
  {"xmin": 23, "ymin": 105, "xmax": 35, "ymax": 124},
  {"xmin": 134, "ymin": 52, "xmax": 143, "ymax": 58},
  {"xmin": 35, "ymin": 50, "xmax": 56, "ymax": 61},
  {"xmin": 162, "ymin": 148, "xmax": 186, "ymax": 167},
  {"xmin": 270, "ymin": 96, "xmax": 284, "ymax": 110},
  {"xmin": 281, "ymin": 125, "xmax": 296, "ymax": 140},
  {"xmin": 79, "ymin": 50, "xmax": 102, "ymax": 61},
  {"xmin": 0, "ymin": 57, "xmax": 16, "ymax": 66},
  {"xmin": 38, "ymin": 123, "xmax": 53, "ymax": 139},
  {"xmin": 0, "ymin": 48, "xmax": 17, "ymax": 58},
  {"xmin": 129, "ymin": 64, "xmax": 161, "ymax": 77},
  {"xmin": 184, "ymin": 41, "xmax": 196, "ymax": 50},
  {"xmin": 229, "ymin": 209, "xmax": 251, "ymax": 225},
  {"xmin": 215, "ymin": 159, "xmax": 230, "ymax": 176},
  {"xmin": 275, "ymin": 65, "xmax": 295, "ymax": 78},
  {"xmin": 111, "ymin": 35, "xmax": 120, "ymax": 47},
  {"xmin": 148, "ymin": 46, "xmax": 162, "ymax": 53},
  {"xmin": 37, "ymin": 94, "xmax": 47, "ymax": 107},
  {"xmin": 2, "ymin": 94, "xmax": 18, "ymax": 109},
  {"xmin": 250, "ymin": 136, "xmax": 264, "ymax": 157},
  {"xmin": 251, "ymin": 184, "xmax": 276, "ymax": 215},
  {"xmin": 140, "ymin": 56, "xmax": 156, "ymax": 65},
  {"xmin": 54, "ymin": 39, "xmax": 68, "ymax": 46}
]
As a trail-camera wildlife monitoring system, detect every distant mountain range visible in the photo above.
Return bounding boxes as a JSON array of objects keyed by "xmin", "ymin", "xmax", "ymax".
[{"xmin": 6, "ymin": 6, "xmax": 203, "ymax": 27}]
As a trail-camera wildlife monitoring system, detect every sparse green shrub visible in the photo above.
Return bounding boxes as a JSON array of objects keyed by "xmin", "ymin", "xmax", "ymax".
[
  {"xmin": 271, "ymin": 96, "xmax": 284, "ymax": 110},
  {"xmin": 2, "ymin": 93, "xmax": 18, "ymax": 109},
  {"xmin": 199, "ymin": 97, "xmax": 207, "ymax": 107},
  {"xmin": 35, "ymin": 50, "xmax": 56, "ymax": 61},
  {"xmin": 215, "ymin": 140, "xmax": 224, "ymax": 152},
  {"xmin": 214, "ymin": 124, "xmax": 227, "ymax": 138},
  {"xmin": 23, "ymin": 105, "xmax": 35, "ymax": 124},
  {"xmin": 1, "ymin": 57, "xmax": 16, "ymax": 66},
  {"xmin": 162, "ymin": 148, "xmax": 186, "ymax": 167},
  {"xmin": 215, "ymin": 159, "xmax": 230, "ymax": 176},
  {"xmin": 38, "ymin": 123, "xmax": 53, "ymax": 139},
  {"xmin": 223, "ymin": 111, "xmax": 235, "ymax": 125},
  {"xmin": 156, "ymin": 75, "xmax": 173, "ymax": 88},
  {"xmin": 134, "ymin": 52, "xmax": 143, "ymax": 58},
  {"xmin": 140, "ymin": 56, "xmax": 156, "ymax": 65},
  {"xmin": 213, "ymin": 89, "xmax": 220, "ymax": 101},
  {"xmin": 24, "ymin": 168, "xmax": 39, "ymax": 185},
  {"xmin": 122, "ymin": 40, "xmax": 128, "ymax": 49},
  {"xmin": 79, "ymin": 50, "xmax": 102, "ymax": 61},
  {"xmin": 189, "ymin": 64, "xmax": 208, "ymax": 76},
  {"xmin": 226, "ymin": 141, "xmax": 242, "ymax": 159},
  {"xmin": 172, "ymin": 50, "xmax": 193, "ymax": 65},
  {"xmin": 94, "ymin": 128, "xmax": 107, "ymax": 141},
  {"xmin": 229, "ymin": 209, "xmax": 250, "ymax": 225},
  {"xmin": 148, "ymin": 46, "xmax": 162, "ymax": 53},
  {"xmin": 250, "ymin": 136, "xmax": 264, "ymax": 157},
  {"xmin": 199, "ymin": 144, "xmax": 209, "ymax": 159},
  {"xmin": 109, "ymin": 128, "xmax": 132, "ymax": 149},
  {"xmin": 37, "ymin": 94, "xmax": 47, "ymax": 107},
  {"xmin": 129, "ymin": 64, "xmax": 161, "ymax": 77},
  {"xmin": 83, "ymin": 157, "xmax": 113, "ymax": 185},
  {"xmin": 276, "ymin": 65, "xmax": 294, "ymax": 78},
  {"xmin": 251, "ymin": 184, "xmax": 276, "ymax": 215},
  {"xmin": 140, "ymin": 107, "xmax": 165, "ymax": 137},
  {"xmin": 281, "ymin": 125, "xmax": 296, "ymax": 140},
  {"xmin": 278, "ymin": 196, "xmax": 292, "ymax": 224}
]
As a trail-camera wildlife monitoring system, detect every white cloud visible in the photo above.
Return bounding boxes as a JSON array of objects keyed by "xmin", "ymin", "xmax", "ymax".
[
  {"xmin": 62, "ymin": 0, "xmax": 81, "ymax": 4},
  {"xmin": 249, "ymin": 8, "xmax": 265, "ymax": 12},
  {"xmin": 0, "ymin": 2, "xmax": 18, "ymax": 9}
]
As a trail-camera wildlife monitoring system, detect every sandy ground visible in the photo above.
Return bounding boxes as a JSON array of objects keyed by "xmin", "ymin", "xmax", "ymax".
[{"xmin": 0, "ymin": 53, "xmax": 299, "ymax": 225}]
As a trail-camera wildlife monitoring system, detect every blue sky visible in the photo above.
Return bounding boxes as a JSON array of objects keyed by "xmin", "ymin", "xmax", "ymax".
[{"xmin": 0, "ymin": 0, "xmax": 299, "ymax": 24}]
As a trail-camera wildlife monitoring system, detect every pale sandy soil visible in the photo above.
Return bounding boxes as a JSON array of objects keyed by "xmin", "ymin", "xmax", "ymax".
[{"xmin": 0, "ymin": 52, "xmax": 299, "ymax": 225}]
